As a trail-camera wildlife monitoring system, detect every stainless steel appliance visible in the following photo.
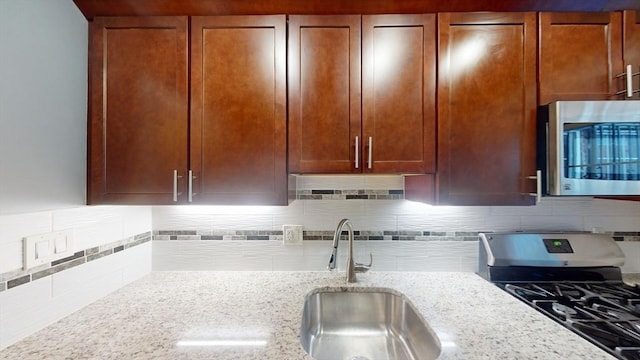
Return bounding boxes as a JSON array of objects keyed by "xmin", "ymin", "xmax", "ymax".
[
  {"xmin": 478, "ymin": 232, "xmax": 640, "ymax": 359},
  {"xmin": 538, "ymin": 100, "xmax": 640, "ymax": 196}
]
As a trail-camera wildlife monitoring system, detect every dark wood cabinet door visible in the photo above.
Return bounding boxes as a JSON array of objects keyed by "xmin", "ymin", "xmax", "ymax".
[
  {"xmin": 624, "ymin": 10, "xmax": 640, "ymax": 98},
  {"xmin": 539, "ymin": 12, "xmax": 623, "ymax": 104},
  {"xmin": 88, "ymin": 17, "xmax": 189, "ymax": 204},
  {"xmin": 288, "ymin": 15, "xmax": 362, "ymax": 173},
  {"xmin": 362, "ymin": 14, "xmax": 436, "ymax": 174},
  {"xmin": 438, "ymin": 12, "xmax": 537, "ymax": 205},
  {"xmin": 190, "ymin": 15, "xmax": 287, "ymax": 204}
]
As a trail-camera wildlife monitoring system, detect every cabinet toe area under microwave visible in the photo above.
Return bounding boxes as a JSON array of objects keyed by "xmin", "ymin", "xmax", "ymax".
[{"xmin": 538, "ymin": 100, "xmax": 640, "ymax": 196}]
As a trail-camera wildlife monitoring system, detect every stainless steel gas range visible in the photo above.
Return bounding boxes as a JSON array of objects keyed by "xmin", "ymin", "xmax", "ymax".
[{"xmin": 478, "ymin": 232, "xmax": 640, "ymax": 360}]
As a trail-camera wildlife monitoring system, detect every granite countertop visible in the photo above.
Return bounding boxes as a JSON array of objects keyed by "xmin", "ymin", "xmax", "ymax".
[{"xmin": 0, "ymin": 271, "xmax": 617, "ymax": 360}]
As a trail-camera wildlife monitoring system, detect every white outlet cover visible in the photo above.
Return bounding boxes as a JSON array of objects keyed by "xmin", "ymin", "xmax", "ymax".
[
  {"xmin": 23, "ymin": 229, "xmax": 75, "ymax": 270},
  {"xmin": 282, "ymin": 225, "xmax": 303, "ymax": 245}
]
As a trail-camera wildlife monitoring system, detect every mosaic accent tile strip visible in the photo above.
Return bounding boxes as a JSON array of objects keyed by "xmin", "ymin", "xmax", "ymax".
[
  {"xmin": 152, "ymin": 230, "xmax": 640, "ymax": 242},
  {"xmin": 613, "ymin": 232, "xmax": 640, "ymax": 241},
  {"xmin": 0, "ymin": 231, "xmax": 151, "ymax": 292},
  {"xmin": 153, "ymin": 230, "xmax": 481, "ymax": 241},
  {"xmin": 296, "ymin": 189, "xmax": 404, "ymax": 200}
]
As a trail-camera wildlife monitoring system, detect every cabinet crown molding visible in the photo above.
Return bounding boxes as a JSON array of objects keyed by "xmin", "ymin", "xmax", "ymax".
[{"xmin": 73, "ymin": 0, "xmax": 640, "ymax": 20}]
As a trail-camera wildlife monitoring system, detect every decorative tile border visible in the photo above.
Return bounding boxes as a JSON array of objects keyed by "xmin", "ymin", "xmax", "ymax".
[
  {"xmin": 613, "ymin": 232, "xmax": 640, "ymax": 241},
  {"xmin": 0, "ymin": 232, "xmax": 152, "ymax": 293},
  {"xmin": 296, "ymin": 189, "xmax": 404, "ymax": 200},
  {"xmin": 153, "ymin": 230, "xmax": 480, "ymax": 241},
  {"xmin": 154, "ymin": 230, "xmax": 284, "ymax": 241},
  {"xmin": 153, "ymin": 230, "xmax": 640, "ymax": 242}
]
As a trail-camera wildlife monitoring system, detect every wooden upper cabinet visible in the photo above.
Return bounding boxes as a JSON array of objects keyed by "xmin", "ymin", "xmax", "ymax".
[
  {"xmin": 190, "ymin": 16, "xmax": 287, "ymax": 204},
  {"xmin": 362, "ymin": 14, "xmax": 436, "ymax": 174},
  {"xmin": 438, "ymin": 12, "xmax": 538, "ymax": 205},
  {"xmin": 624, "ymin": 10, "xmax": 640, "ymax": 98},
  {"xmin": 538, "ymin": 12, "xmax": 623, "ymax": 104},
  {"xmin": 288, "ymin": 15, "xmax": 361, "ymax": 173},
  {"xmin": 288, "ymin": 14, "xmax": 436, "ymax": 174},
  {"xmin": 88, "ymin": 17, "xmax": 189, "ymax": 204}
]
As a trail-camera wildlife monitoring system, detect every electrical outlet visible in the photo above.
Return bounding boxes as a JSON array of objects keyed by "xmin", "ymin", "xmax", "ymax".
[
  {"xmin": 23, "ymin": 229, "xmax": 75, "ymax": 270},
  {"xmin": 282, "ymin": 225, "xmax": 303, "ymax": 245}
]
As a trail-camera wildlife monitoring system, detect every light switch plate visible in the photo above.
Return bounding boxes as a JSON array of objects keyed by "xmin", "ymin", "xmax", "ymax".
[
  {"xmin": 23, "ymin": 229, "xmax": 75, "ymax": 270},
  {"xmin": 282, "ymin": 225, "xmax": 303, "ymax": 245}
]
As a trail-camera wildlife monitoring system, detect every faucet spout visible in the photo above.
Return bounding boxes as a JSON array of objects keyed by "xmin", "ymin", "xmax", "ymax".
[{"xmin": 327, "ymin": 218, "xmax": 372, "ymax": 283}]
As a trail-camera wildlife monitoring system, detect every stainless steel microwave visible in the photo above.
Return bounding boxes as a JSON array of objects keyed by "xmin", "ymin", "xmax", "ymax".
[{"xmin": 538, "ymin": 100, "xmax": 640, "ymax": 196}]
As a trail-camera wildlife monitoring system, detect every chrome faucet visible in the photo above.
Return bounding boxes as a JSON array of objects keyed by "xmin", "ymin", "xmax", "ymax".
[{"xmin": 327, "ymin": 219, "xmax": 372, "ymax": 283}]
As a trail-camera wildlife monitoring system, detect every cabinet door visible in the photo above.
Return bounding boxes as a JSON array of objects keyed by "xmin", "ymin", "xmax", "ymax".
[
  {"xmin": 438, "ymin": 13, "xmax": 537, "ymax": 205},
  {"xmin": 362, "ymin": 14, "xmax": 436, "ymax": 174},
  {"xmin": 624, "ymin": 10, "xmax": 640, "ymax": 98},
  {"xmin": 191, "ymin": 16, "xmax": 287, "ymax": 204},
  {"xmin": 288, "ymin": 15, "xmax": 361, "ymax": 173},
  {"xmin": 88, "ymin": 17, "xmax": 189, "ymax": 204},
  {"xmin": 539, "ymin": 12, "xmax": 623, "ymax": 104}
]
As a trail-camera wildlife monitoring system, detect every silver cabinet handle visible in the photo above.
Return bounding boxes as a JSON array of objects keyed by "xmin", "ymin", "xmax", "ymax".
[
  {"xmin": 173, "ymin": 170, "xmax": 179, "ymax": 202},
  {"xmin": 627, "ymin": 64, "xmax": 633, "ymax": 98},
  {"xmin": 188, "ymin": 170, "xmax": 193, "ymax": 203},
  {"xmin": 528, "ymin": 170, "xmax": 542, "ymax": 204},
  {"xmin": 188, "ymin": 170, "xmax": 195, "ymax": 203},
  {"xmin": 616, "ymin": 64, "xmax": 640, "ymax": 98},
  {"xmin": 368, "ymin": 136, "xmax": 373, "ymax": 169},
  {"xmin": 355, "ymin": 136, "xmax": 359, "ymax": 169}
]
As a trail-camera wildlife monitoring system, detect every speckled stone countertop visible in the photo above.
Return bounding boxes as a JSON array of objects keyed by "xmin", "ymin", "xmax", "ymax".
[{"xmin": 0, "ymin": 271, "xmax": 619, "ymax": 360}]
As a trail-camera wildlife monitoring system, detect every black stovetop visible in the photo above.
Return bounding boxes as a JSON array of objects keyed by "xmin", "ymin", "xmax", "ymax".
[{"xmin": 500, "ymin": 281, "xmax": 640, "ymax": 360}]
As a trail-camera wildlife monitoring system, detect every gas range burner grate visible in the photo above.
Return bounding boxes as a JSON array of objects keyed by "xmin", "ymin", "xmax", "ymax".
[{"xmin": 500, "ymin": 282, "xmax": 640, "ymax": 360}]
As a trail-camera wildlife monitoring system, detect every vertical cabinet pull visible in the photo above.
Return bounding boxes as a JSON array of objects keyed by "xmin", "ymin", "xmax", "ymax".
[
  {"xmin": 173, "ymin": 170, "xmax": 179, "ymax": 202},
  {"xmin": 355, "ymin": 136, "xmax": 359, "ymax": 169},
  {"xmin": 368, "ymin": 136, "xmax": 373, "ymax": 169},
  {"xmin": 188, "ymin": 170, "xmax": 194, "ymax": 203},
  {"xmin": 616, "ymin": 65, "xmax": 640, "ymax": 98},
  {"xmin": 627, "ymin": 65, "xmax": 633, "ymax": 98},
  {"xmin": 528, "ymin": 170, "xmax": 542, "ymax": 204}
]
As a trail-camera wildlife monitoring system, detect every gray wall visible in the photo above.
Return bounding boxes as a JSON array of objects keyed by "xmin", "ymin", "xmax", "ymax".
[{"xmin": 0, "ymin": 0, "xmax": 88, "ymax": 214}]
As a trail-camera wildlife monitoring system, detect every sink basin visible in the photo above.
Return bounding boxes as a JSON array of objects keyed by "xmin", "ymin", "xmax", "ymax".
[{"xmin": 300, "ymin": 287, "xmax": 441, "ymax": 360}]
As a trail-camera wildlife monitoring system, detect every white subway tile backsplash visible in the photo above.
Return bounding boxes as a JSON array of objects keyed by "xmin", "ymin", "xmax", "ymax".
[
  {"xmin": 0, "ymin": 237, "xmax": 151, "ymax": 350},
  {"xmin": 0, "ymin": 242, "xmax": 22, "ymax": 274},
  {"xmin": 0, "ymin": 205, "xmax": 153, "ymax": 351},
  {"xmin": 122, "ymin": 242, "xmax": 152, "ymax": 283},
  {"xmin": 0, "ymin": 211, "xmax": 52, "ymax": 246},
  {"xmin": 0, "ymin": 276, "xmax": 53, "ymax": 348},
  {"xmin": 618, "ymin": 242, "xmax": 640, "ymax": 273},
  {"xmin": 240, "ymin": 241, "xmax": 303, "ymax": 257},
  {"xmin": 303, "ymin": 199, "xmax": 367, "ymax": 218},
  {"xmin": 271, "ymin": 255, "xmax": 327, "ymax": 271},
  {"xmin": 584, "ymin": 216, "xmax": 640, "ymax": 232},
  {"xmin": 122, "ymin": 206, "xmax": 152, "ymax": 237},
  {"xmin": 296, "ymin": 175, "xmax": 367, "ymax": 190},
  {"xmin": 520, "ymin": 215, "xmax": 584, "ymax": 231},
  {"xmin": 397, "ymin": 256, "xmax": 454, "ymax": 271},
  {"xmin": 152, "ymin": 206, "xmax": 214, "ymax": 231},
  {"xmin": 351, "ymin": 215, "xmax": 398, "ymax": 232},
  {"xmin": 53, "ymin": 206, "xmax": 124, "ymax": 249},
  {"xmin": 489, "ymin": 202, "xmax": 553, "ymax": 216},
  {"xmin": 300, "ymin": 215, "xmax": 344, "ymax": 231},
  {"xmin": 397, "ymin": 214, "xmax": 496, "ymax": 232},
  {"xmin": 368, "ymin": 255, "xmax": 398, "ymax": 271},
  {"xmin": 363, "ymin": 175, "xmax": 404, "ymax": 189},
  {"xmin": 211, "ymin": 215, "xmax": 273, "ymax": 231}
]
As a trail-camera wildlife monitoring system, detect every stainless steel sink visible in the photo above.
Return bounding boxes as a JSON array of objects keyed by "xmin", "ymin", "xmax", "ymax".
[{"xmin": 300, "ymin": 287, "xmax": 441, "ymax": 360}]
